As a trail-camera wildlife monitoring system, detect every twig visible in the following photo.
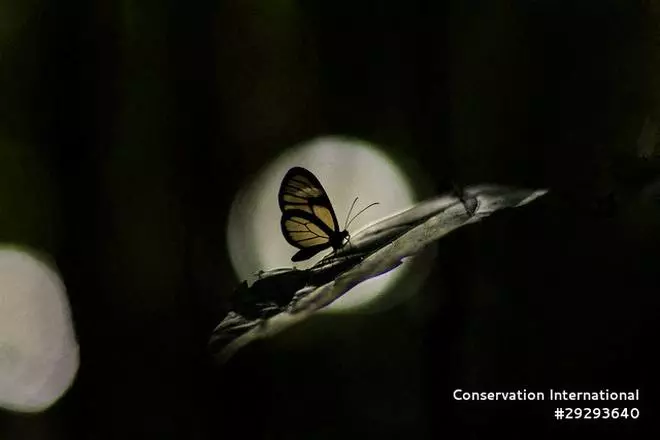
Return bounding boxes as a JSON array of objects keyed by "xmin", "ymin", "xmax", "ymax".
[{"xmin": 213, "ymin": 185, "xmax": 548, "ymax": 364}]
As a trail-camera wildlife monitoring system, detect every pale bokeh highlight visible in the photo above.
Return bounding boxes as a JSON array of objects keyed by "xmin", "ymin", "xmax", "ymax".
[{"xmin": 0, "ymin": 247, "xmax": 79, "ymax": 413}]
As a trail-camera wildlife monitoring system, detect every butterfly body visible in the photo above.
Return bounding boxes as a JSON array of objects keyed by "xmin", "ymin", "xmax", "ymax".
[{"xmin": 278, "ymin": 167, "xmax": 349, "ymax": 262}]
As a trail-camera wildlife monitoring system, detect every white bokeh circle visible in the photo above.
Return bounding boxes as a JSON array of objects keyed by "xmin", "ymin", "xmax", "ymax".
[
  {"xmin": 227, "ymin": 136, "xmax": 418, "ymax": 311},
  {"xmin": 0, "ymin": 247, "xmax": 79, "ymax": 413}
]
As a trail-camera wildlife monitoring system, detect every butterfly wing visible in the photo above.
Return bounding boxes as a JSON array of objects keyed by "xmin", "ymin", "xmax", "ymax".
[
  {"xmin": 278, "ymin": 167, "xmax": 342, "ymax": 234},
  {"xmin": 280, "ymin": 209, "xmax": 336, "ymax": 261}
]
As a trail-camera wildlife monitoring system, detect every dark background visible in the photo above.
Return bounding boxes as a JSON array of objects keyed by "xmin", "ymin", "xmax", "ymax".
[{"xmin": 1, "ymin": 0, "xmax": 659, "ymax": 438}]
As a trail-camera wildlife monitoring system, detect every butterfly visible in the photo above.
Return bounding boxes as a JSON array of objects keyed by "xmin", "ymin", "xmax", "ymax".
[{"xmin": 278, "ymin": 166, "xmax": 377, "ymax": 262}]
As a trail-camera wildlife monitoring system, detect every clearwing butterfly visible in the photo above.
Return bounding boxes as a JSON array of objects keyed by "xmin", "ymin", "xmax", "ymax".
[{"xmin": 278, "ymin": 166, "xmax": 377, "ymax": 262}]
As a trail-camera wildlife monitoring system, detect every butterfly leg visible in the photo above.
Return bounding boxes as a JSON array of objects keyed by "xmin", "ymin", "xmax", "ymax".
[
  {"xmin": 313, "ymin": 250, "xmax": 340, "ymax": 269},
  {"xmin": 313, "ymin": 253, "xmax": 330, "ymax": 268}
]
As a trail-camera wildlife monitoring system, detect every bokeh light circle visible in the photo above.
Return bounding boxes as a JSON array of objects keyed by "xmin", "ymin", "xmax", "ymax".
[
  {"xmin": 227, "ymin": 136, "xmax": 418, "ymax": 311},
  {"xmin": 0, "ymin": 247, "xmax": 79, "ymax": 413}
]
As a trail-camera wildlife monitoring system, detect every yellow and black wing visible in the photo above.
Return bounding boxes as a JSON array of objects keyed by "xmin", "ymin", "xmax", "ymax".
[
  {"xmin": 278, "ymin": 167, "xmax": 347, "ymax": 261},
  {"xmin": 278, "ymin": 166, "xmax": 342, "ymax": 232},
  {"xmin": 280, "ymin": 210, "xmax": 336, "ymax": 261}
]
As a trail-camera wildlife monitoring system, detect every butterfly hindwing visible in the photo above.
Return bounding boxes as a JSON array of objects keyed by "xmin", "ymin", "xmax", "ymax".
[{"xmin": 280, "ymin": 209, "xmax": 336, "ymax": 261}]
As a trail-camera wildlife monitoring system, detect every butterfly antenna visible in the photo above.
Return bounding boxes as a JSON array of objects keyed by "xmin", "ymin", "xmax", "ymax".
[
  {"xmin": 345, "ymin": 202, "xmax": 379, "ymax": 230},
  {"xmin": 343, "ymin": 197, "xmax": 359, "ymax": 230}
]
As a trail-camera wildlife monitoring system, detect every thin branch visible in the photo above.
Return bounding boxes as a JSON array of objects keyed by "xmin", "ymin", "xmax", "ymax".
[{"xmin": 212, "ymin": 185, "xmax": 548, "ymax": 364}]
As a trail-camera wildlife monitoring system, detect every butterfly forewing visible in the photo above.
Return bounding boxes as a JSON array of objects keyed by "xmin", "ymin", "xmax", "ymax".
[{"xmin": 278, "ymin": 167, "xmax": 341, "ymax": 232}]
